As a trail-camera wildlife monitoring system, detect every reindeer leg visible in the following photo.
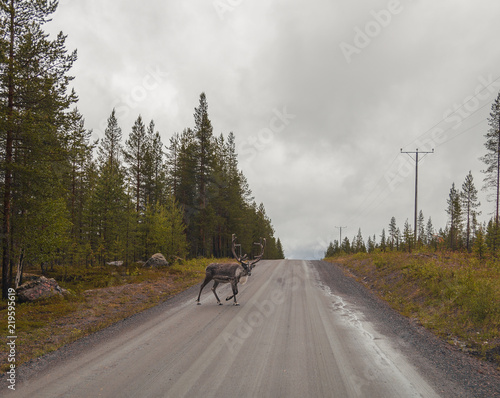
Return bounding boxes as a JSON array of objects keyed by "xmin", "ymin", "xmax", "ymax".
[
  {"xmin": 211, "ymin": 281, "xmax": 222, "ymax": 305},
  {"xmin": 225, "ymin": 279, "xmax": 235, "ymax": 301},
  {"xmin": 197, "ymin": 275, "xmax": 212, "ymax": 305},
  {"xmin": 226, "ymin": 282, "xmax": 239, "ymax": 306}
]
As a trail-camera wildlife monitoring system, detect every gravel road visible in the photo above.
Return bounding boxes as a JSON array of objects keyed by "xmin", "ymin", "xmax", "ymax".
[{"xmin": 6, "ymin": 260, "xmax": 500, "ymax": 397}]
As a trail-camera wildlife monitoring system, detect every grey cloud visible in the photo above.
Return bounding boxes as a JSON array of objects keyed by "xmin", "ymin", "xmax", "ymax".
[{"xmin": 49, "ymin": 0, "xmax": 500, "ymax": 258}]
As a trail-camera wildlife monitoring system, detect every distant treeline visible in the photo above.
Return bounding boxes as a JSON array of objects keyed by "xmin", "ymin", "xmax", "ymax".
[
  {"xmin": 326, "ymin": 92, "xmax": 500, "ymax": 260},
  {"xmin": 0, "ymin": 2, "xmax": 283, "ymax": 298}
]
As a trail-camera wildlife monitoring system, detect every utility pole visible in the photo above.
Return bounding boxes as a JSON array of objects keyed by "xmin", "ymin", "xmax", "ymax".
[
  {"xmin": 335, "ymin": 226, "xmax": 347, "ymax": 247},
  {"xmin": 400, "ymin": 148, "xmax": 434, "ymax": 248}
]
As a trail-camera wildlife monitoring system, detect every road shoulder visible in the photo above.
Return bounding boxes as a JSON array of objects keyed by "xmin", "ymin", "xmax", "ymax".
[{"xmin": 312, "ymin": 260, "xmax": 500, "ymax": 398}]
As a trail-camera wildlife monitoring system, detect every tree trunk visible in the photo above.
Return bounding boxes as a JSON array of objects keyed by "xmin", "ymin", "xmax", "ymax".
[
  {"xmin": 497, "ymin": 115, "xmax": 500, "ymax": 227},
  {"xmin": 2, "ymin": 0, "xmax": 15, "ymax": 299}
]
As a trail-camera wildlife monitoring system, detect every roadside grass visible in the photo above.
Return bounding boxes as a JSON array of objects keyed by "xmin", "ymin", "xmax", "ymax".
[
  {"xmin": 0, "ymin": 258, "xmax": 225, "ymax": 372},
  {"xmin": 324, "ymin": 251, "xmax": 500, "ymax": 367}
]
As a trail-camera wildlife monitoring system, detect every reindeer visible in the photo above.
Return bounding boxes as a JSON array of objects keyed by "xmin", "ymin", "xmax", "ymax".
[{"xmin": 196, "ymin": 234, "xmax": 266, "ymax": 306}]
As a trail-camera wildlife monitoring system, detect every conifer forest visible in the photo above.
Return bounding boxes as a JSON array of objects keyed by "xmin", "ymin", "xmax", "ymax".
[{"xmin": 0, "ymin": 2, "xmax": 284, "ymax": 298}]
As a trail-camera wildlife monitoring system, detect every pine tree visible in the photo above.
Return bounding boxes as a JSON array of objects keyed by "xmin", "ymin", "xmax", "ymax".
[
  {"xmin": 0, "ymin": 0, "xmax": 77, "ymax": 297},
  {"xmin": 480, "ymin": 92, "xmax": 500, "ymax": 226},
  {"xmin": 460, "ymin": 171, "xmax": 481, "ymax": 252}
]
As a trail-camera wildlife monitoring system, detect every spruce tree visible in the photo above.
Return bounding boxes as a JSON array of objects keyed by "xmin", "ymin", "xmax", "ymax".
[
  {"xmin": 124, "ymin": 115, "xmax": 147, "ymax": 213},
  {"xmin": 388, "ymin": 217, "xmax": 397, "ymax": 250},
  {"xmin": 460, "ymin": 171, "xmax": 481, "ymax": 252},
  {"xmin": 176, "ymin": 128, "xmax": 198, "ymax": 254},
  {"xmin": 486, "ymin": 218, "xmax": 500, "ymax": 255},
  {"xmin": 426, "ymin": 217, "xmax": 435, "ymax": 249},
  {"xmin": 446, "ymin": 183, "xmax": 462, "ymax": 251},
  {"xmin": 276, "ymin": 238, "xmax": 285, "ymax": 259},
  {"xmin": 417, "ymin": 210, "xmax": 425, "ymax": 248},
  {"xmin": 480, "ymin": 92, "xmax": 500, "ymax": 226},
  {"xmin": 341, "ymin": 237, "xmax": 351, "ymax": 254},
  {"xmin": 473, "ymin": 225, "xmax": 488, "ymax": 260},
  {"xmin": 64, "ymin": 108, "xmax": 94, "ymax": 264},
  {"xmin": 166, "ymin": 132, "xmax": 180, "ymax": 198},
  {"xmin": 354, "ymin": 229, "xmax": 366, "ymax": 253},
  {"xmin": 403, "ymin": 219, "xmax": 414, "ymax": 252},
  {"xmin": 94, "ymin": 110, "xmax": 127, "ymax": 264},
  {"xmin": 143, "ymin": 120, "xmax": 165, "ymax": 207},
  {"xmin": 367, "ymin": 235, "xmax": 375, "ymax": 253},
  {"xmin": 379, "ymin": 229, "xmax": 387, "ymax": 252},
  {"xmin": 193, "ymin": 92, "xmax": 215, "ymax": 256},
  {"xmin": 325, "ymin": 242, "xmax": 335, "ymax": 258}
]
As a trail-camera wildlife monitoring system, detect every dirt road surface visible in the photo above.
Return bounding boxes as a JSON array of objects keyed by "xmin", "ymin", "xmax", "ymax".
[{"xmin": 10, "ymin": 260, "xmax": 500, "ymax": 397}]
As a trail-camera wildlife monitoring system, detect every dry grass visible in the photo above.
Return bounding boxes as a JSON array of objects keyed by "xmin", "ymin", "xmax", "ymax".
[
  {"xmin": 325, "ymin": 251, "xmax": 500, "ymax": 366},
  {"xmin": 0, "ymin": 258, "xmax": 228, "ymax": 372}
]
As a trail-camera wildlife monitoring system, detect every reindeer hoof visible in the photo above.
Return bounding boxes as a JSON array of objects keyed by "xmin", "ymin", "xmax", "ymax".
[
  {"xmin": 197, "ymin": 302, "xmax": 201, "ymax": 305},
  {"xmin": 233, "ymin": 303, "xmax": 240, "ymax": 306},
  {"xmin": 218, "ymin": 302, "xmax": 223, "ymax": 305}
]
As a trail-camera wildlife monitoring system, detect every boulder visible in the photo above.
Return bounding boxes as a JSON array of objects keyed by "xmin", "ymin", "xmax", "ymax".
[
  {"xmin": 143, "ymin": 253, "xmax": 169, "ymax": 268},
  {"xmin": 106, "ymin": 261, "xmax": 124, "ymax": 266},
  {"xmin": 17, "ymin": 276, "xmax": 68, "ymax": 302}
]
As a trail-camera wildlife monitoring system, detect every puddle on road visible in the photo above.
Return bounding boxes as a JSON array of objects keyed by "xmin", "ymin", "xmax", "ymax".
[{"xmin": 313, "ymin": 274, "xmax": 440, "ymax": 398}]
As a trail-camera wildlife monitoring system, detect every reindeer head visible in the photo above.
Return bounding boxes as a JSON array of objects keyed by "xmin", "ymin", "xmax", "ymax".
[{"xmin": 231, "ymin": 234, "xmax": 266, "ymax": 276}]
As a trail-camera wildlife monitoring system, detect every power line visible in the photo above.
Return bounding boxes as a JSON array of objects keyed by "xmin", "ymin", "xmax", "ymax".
[
  {"xmin": 348, "ymin": 95, "xmax": 493, "ymax": 231},
  {"xmin": 436, "ymin": 118, "xmax": 487, "ymax": 148},
  {"xmin": 400, "ymin": 148, "xmax": 434, "ymax": 247},
  {"xmin": 335, "ymin": 226, "xmax": 347, "ymax": 244},
  {"xmin": 401, "ymin": 75, "xmax": 500, "ymax": 150},
  {"xmin": 345, "ymin": 154, "xmax": 399, "ymax": 227},
  {"xmin": 339, "ymin": 77, "xmax": 499, "ymax": 240}
]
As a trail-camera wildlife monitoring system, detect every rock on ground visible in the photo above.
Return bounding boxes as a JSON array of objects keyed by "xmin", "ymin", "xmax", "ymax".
[
  {"xmin": 143, "ymin": 253, "xmax": 169, "ymax": 268},
  {"xmin": 17, "ymin": 276, "xmax": 68, "ymax": 302}
]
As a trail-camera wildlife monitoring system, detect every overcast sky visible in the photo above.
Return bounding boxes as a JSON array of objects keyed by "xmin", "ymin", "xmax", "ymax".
[{"xmin": 47, "ymin": 0, "xmax": 500, "ymax": 259}]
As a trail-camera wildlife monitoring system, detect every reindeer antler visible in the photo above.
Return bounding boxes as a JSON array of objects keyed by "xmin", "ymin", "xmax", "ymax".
[
  {"xmin": 249, "ymin": 237, "xmax": 266, "ymax": 267},
  {"xmin": 231, "ymin": 234, "xmax": 243, "ymax": 263},
  {"xmin": 232, "ymin": 234, "xmax": 266, "ymax": 269}
]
